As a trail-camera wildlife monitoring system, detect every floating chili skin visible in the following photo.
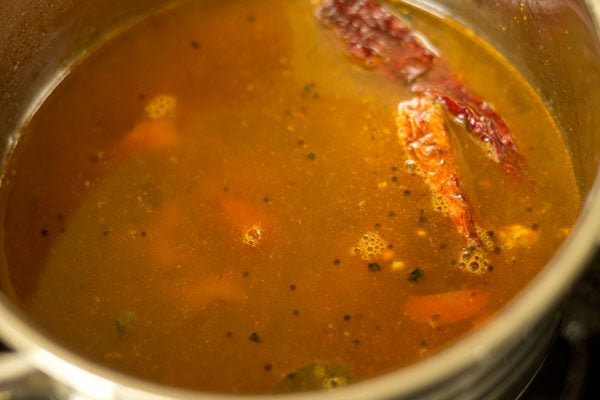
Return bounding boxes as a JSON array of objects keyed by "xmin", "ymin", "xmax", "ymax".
[
  {"xmin": 396, "ymin": 97, "xmax": 479, "ymax": 244},
  {"xmin": 398, "ymin": 96, "xmax": 493, "ymax": 273},
  {"xmin": 413, "ymin": 70, "xmax": 522, "ymax": 174},
  {"xmin": 315, "ymin": 0, "xmax": 522, "ymax": 173}
]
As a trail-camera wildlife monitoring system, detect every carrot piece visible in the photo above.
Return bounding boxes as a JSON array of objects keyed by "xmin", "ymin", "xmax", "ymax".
[
  {"xmin": 119, "ymin": 120, "xmax": 178, "ymax": 152},
  {"xmin": 404, "ymin": 289, "xmax": 489, "ymax": 326}
]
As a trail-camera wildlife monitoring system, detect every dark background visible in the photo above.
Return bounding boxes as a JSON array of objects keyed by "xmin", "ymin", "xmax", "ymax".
[{"xmin": 523, "ymin": 250, "xmax": 600, "ymax": 400}]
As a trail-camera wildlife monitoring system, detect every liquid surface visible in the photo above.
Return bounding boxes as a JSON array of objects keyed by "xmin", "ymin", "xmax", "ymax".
[{"xmin": 0, "ymin": 0, "xmax": 579, "ymax": 394}]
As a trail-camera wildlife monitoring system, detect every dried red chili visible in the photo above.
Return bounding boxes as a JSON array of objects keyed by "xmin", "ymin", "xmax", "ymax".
[{"xmin": 315, "ymin": 0, "xmax": 522, "ymax": 173}]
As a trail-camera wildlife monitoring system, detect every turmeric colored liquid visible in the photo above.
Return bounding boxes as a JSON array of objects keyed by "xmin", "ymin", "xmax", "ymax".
[{"xmin": 0, "ymin": 0, "xmax": 579, "ymax": 394}]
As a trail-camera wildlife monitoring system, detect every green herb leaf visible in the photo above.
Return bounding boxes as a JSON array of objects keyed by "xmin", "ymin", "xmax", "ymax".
[
  {"xmin": 274, "ymin": 362, "xmax": 351, "ymax": 393},
  {"xmin": 115, "ymin": 310, "xmax": 137, "ymax": 339}
]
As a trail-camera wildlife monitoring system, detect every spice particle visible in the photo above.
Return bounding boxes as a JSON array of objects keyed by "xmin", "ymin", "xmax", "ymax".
[
  {"xmin": 249, "ymin": 332, "xmax": 261, "ymax": 343},
  {"xmin": 368, "ymin": 262, "xmax": 381, "ymax": 272},
  {"xmin": 408, "ymin": 268, "xmax": 424, "ymax": 283}
]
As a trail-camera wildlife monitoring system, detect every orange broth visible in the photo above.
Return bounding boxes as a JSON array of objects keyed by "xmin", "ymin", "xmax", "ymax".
[{"xmin": 0, "ymin": 0, "xmax": 579, "ymax": 394}]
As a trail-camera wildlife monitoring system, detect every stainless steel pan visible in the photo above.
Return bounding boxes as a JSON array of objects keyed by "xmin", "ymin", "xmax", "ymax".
[{"xmin": 1, "ymin": 1, "xmax": 600, "ymax": 399}]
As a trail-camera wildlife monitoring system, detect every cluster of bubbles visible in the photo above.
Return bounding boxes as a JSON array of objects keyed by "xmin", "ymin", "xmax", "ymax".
[
  {"xmin": 476, "ymin": 226, "xmax": 496, "ymax": 251},
  {"xmin": 350, "ymin": 231, "xmax": 387, "ymax": 261},
  {"xmin": 431, "ymin": 193, "xmax": 451, "ymax": 216},
  {"xmin": 458, "ymin": 242, "xmax": 490, "ymax": 275},
  {"xmin": 242, "ymin": 224, "xmax": 264, "ymax": 248},
  {"xmin": 145, "ymin": 94, "xmax": 177, "ymax": 120}
]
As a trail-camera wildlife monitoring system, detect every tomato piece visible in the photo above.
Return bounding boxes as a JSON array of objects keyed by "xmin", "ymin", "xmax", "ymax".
[{"xmin": 404, "ymin": 289, "xmax": 489, "ymax": 326}]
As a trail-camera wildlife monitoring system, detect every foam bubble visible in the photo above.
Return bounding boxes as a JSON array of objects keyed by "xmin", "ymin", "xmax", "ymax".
[
  {"xmin": 458, "ymin": 243, "xmax": 490, "ymax": 275},
  {"xmin": 476, "ymin": 226, "xmax": 496, "ymax": 251},
  {"xmin": 242, "ymin": 224, "xmax": 263, "ymax": 248},
  {"xmin": 351, "ymin": 231, "xmax": 388, "ymax": 261},
  {"xmin": 431, "ymin": 193, "xmax": 450, "ymax": 216}
]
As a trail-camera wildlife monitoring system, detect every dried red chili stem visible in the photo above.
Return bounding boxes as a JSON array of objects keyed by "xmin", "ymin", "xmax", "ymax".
[{"xmin": 315, "ymin": 0, "xmax": 522, "ymax": 173}]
